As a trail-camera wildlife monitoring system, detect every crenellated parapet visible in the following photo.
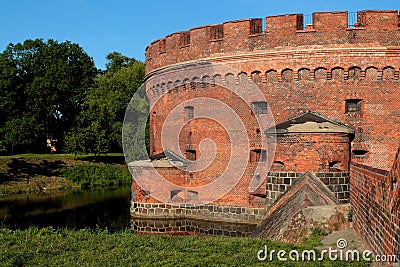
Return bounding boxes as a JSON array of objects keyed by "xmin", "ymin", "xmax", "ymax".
[{"xmin": 145, "ymin": 10, "xmax": 400, "ymax": 73}]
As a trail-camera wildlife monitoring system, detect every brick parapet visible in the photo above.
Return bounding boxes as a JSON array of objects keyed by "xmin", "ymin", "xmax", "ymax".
[
  {"xmin": 350, "ymin": 160, "xmax": 400, "ymax": 258},
  {"xmin": 146, "ymin": 10, "xmax": 400, "ymax": 73}
]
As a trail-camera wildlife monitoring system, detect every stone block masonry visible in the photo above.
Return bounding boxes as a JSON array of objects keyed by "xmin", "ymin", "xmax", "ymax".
[
  {"xmin": 131, "ymin": 218, "xmax": 257, "ymax": 237},
  {"xmin": 130, "ymin": 202, "xmax": 266, "ymax": 224},
  {"xmin": 266, "ymin": 172, "xmax": 350, "ymax": 208}
]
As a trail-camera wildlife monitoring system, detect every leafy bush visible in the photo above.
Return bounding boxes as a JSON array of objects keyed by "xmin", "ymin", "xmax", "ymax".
[{"xmin": 60, "ymin": 164, "xmax": 131, "ymax": 189}]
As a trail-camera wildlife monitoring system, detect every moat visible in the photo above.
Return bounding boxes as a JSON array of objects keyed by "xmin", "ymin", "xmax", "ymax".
[
  {"xmin": 0, "ymin": 187, "xmax": 132, "ymax": 231},
  {"xmin": 0, "ymin": 187, "xmax": 257, "ymax": 236}
]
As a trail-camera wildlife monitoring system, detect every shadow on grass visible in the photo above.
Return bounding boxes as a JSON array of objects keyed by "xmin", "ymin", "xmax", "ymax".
[
  {"xmin": 0, "ymin": 159, "xmax": 65, "ymax": 183},
  {"xmin": 78, "ymin": 155, "xmax": 126, "ymax": 165}
]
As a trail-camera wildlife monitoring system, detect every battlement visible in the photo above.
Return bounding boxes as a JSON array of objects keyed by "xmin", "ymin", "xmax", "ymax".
[{"xmin": 145, "ymin": 10, "xmax": 400, "ymax": 73}]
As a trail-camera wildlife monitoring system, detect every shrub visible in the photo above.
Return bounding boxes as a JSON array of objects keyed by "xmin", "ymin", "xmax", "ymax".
[{"xmin": 60, "ymin": 164, "xmax": 131, "ymax": 189}]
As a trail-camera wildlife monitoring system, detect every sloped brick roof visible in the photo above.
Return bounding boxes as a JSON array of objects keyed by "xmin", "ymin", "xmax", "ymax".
[{"xmin": 252, "ymin": 171, "xmax": 338, "ymax": 238}]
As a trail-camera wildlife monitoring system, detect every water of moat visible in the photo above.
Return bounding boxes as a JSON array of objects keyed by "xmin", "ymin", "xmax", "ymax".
[{"xmin": 0, "ymin": 187, "xmax": 257, "ymax": 236}]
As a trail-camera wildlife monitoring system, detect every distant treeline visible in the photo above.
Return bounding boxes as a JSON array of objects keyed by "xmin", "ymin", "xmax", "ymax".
[{"xmin": 0, "ymin": 39, "xmax": 145, "ymax": 156}]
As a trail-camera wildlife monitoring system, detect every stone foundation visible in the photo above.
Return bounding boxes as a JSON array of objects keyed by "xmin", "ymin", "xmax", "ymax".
[
  {"xmin": 130, "ymin": 202, "xmax": 266, "ymax": 223},
  {"xmin": 266, "ymin": 172, "xmax": 350, "ymax": 208},
  {"xmin": 131, "ymin": 218, "xmax": 257, "ymax": 237}
]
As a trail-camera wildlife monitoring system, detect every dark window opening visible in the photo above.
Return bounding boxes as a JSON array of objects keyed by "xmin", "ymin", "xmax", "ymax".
[
  {"xmin": 251, "ymin": 101, "xmax": 268, "ymax": 114},
  {"xmin": 329, "ymin": 161, "xmax": 342, "ymax": 171},
  {"xmin": 261, "ymin": 150, "xmax": 267, "ymax": 162},
  {"xmin": 345, "ymin": 99, "xmax": 362, "ymax": 114},
  {"xmin": 250, "ymin": 149, "xmax": 266, "ymax": 163},
  {"xmin": 180, "ymin": 31, "xmax": 190, "ymax": 46},
  {"xmin": 141, "ymin": 190, "xmax": 150, "ymax": 199},
  {"xmin": 184, "ymin": 106, "xmax": 194, "ymax": 120},
  {"xmin": 210, "ymin": 25, "xmax": 224, "ymax": 40},
  {"xmin": 170, "ymin": 190, "xmax": 182, "ymax": 200},
  {"xmin": 352, "ymin": 149, "xmax": 368, "ymax": 157},
  {"xmin": 250, "ymin": 19, "xmax": 262, "ymax": 35},
  {"xmin": 185, "ymin": 150, "xmax": 196, "ymax": 161}
]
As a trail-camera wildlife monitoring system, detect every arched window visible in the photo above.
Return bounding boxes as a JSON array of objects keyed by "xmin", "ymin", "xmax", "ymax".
[{"xmin": 184, "ymin": 106, "xmax": 194, "ymax": 120}]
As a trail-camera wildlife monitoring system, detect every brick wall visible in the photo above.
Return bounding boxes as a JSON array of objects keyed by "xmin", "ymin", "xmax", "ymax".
[
  {"xmin": 272, "ymin": 133, "xmax": 352, "ymax": 172},
  {"xmin": 146, "ymin": 10, "xmax": 400, "ymax": 171},
  {"xmin": 146, "ymin": 10, "xmax": 399, "ymax": 73},
  {"xmin": 350, "ymin": 159, "xmax": 400, "ymax": 257},
  {"xmin": 136, "ymin": 10, "xmax": 400, "ymax": 241}
]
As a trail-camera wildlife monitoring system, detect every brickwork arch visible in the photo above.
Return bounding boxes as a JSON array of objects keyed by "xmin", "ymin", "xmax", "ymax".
[
  {"xmin": 147, "ymin": 64, "xmax": 400, "ymax": 100},
  {"xmin": 365, "ymin": 66, "xmax": 378, "ymax": 81},
  {"xmin": 281, "ymin": 68, "xmax": 294, "ymax": 83}
]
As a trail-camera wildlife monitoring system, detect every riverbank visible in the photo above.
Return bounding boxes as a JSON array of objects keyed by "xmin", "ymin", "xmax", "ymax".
[
  {"xmin": 0, "ymin": 227, "xmax": 369, "ymax": 266},
  {"xmin": 0, "ymin": 153, "xmax": 129, "ymax": 197}
]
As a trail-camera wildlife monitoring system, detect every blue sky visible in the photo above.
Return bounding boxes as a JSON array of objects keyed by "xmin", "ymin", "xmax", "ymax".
[{"xmin": 1, "ymin": 1, "xmax": 398, "ymax": 70}]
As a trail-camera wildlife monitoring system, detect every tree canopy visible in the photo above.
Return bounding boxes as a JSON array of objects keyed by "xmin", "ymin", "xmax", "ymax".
[{"xmin": 0, "ymin": 39, "xmax": 145, "ymax": 156}]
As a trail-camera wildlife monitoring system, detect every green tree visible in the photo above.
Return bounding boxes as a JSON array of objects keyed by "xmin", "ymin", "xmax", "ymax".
[
  {"xmin": 0, "ymin": 39, "xmax": 97, "ymax": 153},
  {"xmin": 64, "ymin": 53, "xmax": 145, "ymax": 157}
]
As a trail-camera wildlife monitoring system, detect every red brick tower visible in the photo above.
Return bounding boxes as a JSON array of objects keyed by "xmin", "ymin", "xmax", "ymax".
[{"xmin": 131, "ymin": 10, "xmax": 400, "ymax": 229}]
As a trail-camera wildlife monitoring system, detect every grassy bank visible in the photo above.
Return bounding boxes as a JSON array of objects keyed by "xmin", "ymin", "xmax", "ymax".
[
  {"xmin": 0, "ymin": 153, "xmax": 129, "ymax": 196},
  {"xmin": 0, "ymin": 227, "xmax": 369, "ymax": 267}
]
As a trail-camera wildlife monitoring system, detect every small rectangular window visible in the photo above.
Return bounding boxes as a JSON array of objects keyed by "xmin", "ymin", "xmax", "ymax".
[
  {"xmin": 185, "ymin": 150, "xmax": 196, "ymax": 161},
  {"xmin": 352, "ymin": 149, "xmax": 368, "ymax": 157},
  {"xmin": 260, "ymin": 150, "xmax": 267, "ymax": 162},
  {"xmin": 184, "ymin": 106, "xmax": 194, "ymax": 120},
  {"xmin": 210, "ymin": 25, "xmax": 224, "ymax": 40},
  {"xmin": 251, "ymin": 101, "xmax": 268, "ymax": 114},
  {"xmin": 180, "ymin": 31, "xmax": 190, "ymax": 46},
  {"xmin": 250, "ymin": 19, "xmax": 262, "ymax": 35},
  {"xmin": 345, "ymin": 99, "xmax": 362, "ymax": 114},
  {"xmin": 250, "ymin": 149, "xmax": 266, "ymax": 163}
]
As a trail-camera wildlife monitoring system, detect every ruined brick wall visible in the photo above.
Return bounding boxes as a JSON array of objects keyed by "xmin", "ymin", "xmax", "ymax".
[{"xmin": 350, "ymin": 158, "xmax": 400, "ymax": 258}]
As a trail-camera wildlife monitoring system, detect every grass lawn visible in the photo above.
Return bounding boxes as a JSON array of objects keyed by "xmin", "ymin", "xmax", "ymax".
[
  {"xmin": 0, "ymin": 153, "xmax": 128, "ymax": 196},
  {"xmin": 0, "ymin": 153, "xmax": 124, "ymax": 160},
  {"xmin": 0, "ymin": 227, "xmax": 370, "ymax": 267}
]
